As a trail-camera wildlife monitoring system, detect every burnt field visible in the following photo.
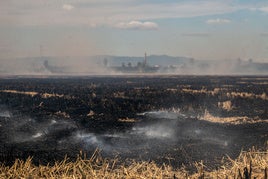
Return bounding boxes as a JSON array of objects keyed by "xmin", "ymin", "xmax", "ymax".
[{"xmin": 0, "ymin": 76, "xmax": 267, "ymax": 169}]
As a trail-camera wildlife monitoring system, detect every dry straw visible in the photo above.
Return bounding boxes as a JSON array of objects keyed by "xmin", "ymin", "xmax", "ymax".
[{"xmin": 0, "ymin": 146, "xmax": 267, "ymax": 178}]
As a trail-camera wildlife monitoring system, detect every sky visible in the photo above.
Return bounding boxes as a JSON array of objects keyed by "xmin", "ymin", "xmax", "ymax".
[{"xmin": 1, "ymin": 0, "xmax": 268, "ymax": 62}]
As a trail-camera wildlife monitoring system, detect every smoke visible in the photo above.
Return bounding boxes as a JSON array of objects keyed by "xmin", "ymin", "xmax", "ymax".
[
  {"xmin": 32, "ymin": 132, "xmax": 43, "ymax": 139},
  {"xmin": 131, "ymin": 125, "xmax": 174, "ymax": 139},
  {"xmin": 0, "ymin": 109, "xmax": 77, "ymax": 143},
  {"xmin": 69, "ymin": 108, "xmax": 234, "ymax": 156},
  {"xmin": 0, "ymin": 57, "xmax": 114, "ymax": 76},
  {"xmin": 75, "ymin": 132, "xmax": 102, "ymax": 147},
  {"xmin": 1, "ymin": 106, "xmax": 258, "ymax": 165},
  {"xmin": 138, "ymin": 110, "xmax": 182, "ymax": 120},
  {"xmin": 157, "ymin": 60, "xmax": 267, "ymax": 75},
  {"xmin": 1, "ymin": 55, "xmax": 267, "ymax": 76},
  {"xmin": 182, "ymin": 123, "xmax": 230, "ymax": 148},
  {"xmin": 135, "ymin": 109, "xmax": 232, "ymax": 149},
  {"xmin": 0, "ymin": 109, "xmax": 11, "ymax": 118},
  {"xmin": 0, "ymin": 106, "xmax": 235, "ymax": 150}
]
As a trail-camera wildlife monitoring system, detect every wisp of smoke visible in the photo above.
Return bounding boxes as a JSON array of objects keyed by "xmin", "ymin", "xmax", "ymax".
[
  {"xmin": 0, "ymin": 111, "xmax": 11, "ymax": 118},
  {"xmin": 0, "ymin": 107, "xmax": 233, "ymax": 159},
  {"xmin": 131, "ymin": 125, "xmax": 174, "ymax": 139},
  {"xmin": 75, "ymin": 132, "xmax": 101, "ymax": 147},
  {"xmin": 138, "ymin": 110, "xmax": 180, "ymax": 120}
]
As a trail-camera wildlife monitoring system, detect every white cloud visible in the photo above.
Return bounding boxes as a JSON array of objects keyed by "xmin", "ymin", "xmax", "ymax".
[
  {"xmin": 0, "ymin": 0, "xmax": 240, "ymax": 27},
  {"xmin": 206, "ymin": 18, "xmax": 231, "ymax": 24},
  {"xmin": 247, "ymin": 5, "xmax": 268, "ymax": 13},
  {"xmin": 258, "ymin": 6, "xmax": 268, "ymax": 12},
  {"xmin": 62, "ymin": 4, "xmax": 74, "ymax": 11},
  {"xmin": 115, "ymin": 21, "xmax": 158, "ymax": 30}
]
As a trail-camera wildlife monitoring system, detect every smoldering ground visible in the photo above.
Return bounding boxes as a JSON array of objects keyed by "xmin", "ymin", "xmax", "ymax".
[{"xmin": 1, "ymin": 107, "xmax": 266, "ymax": 168}]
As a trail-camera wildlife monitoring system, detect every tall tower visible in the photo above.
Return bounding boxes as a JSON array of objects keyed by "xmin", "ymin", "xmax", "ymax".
[{"xmin": 144, "ymin": 52, "xmax": 147, "ymax": 66}]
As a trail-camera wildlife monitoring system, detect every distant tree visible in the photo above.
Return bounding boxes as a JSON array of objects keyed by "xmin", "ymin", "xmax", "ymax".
[{"xmin": 128, "ymin": 62, "xmax": 132, "ymax": 67}]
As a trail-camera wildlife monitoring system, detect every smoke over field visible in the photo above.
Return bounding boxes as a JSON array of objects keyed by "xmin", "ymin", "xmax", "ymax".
[
  {"xmin": 1, "ymin": 55, "xmax": 268, "ymax": 76},
  {"xmin": 0, "ymin": 76, "xmax": 267, "ymax": 169}
]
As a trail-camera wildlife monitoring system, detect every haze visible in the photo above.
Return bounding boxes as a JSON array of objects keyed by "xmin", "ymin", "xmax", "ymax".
[{"xmin": 1, "ymin": 0, "xmax": 268, "ymax": 62}]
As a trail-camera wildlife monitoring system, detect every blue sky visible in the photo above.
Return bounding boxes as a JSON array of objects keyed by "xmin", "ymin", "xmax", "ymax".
[{"xmin": 0, "ymin": 0, "xmax": 268, "ymax": 61}]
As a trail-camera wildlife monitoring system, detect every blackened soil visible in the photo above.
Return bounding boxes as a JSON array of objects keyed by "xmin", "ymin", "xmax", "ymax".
[{"xmin": 0, "ymin": 75, "xmax": 267, "ymax": 169}]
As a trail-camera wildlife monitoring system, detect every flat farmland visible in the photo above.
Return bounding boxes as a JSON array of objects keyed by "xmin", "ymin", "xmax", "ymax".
[{"xmin": 0, "ymin": 76, "xmax": 267, "ymax": 170}]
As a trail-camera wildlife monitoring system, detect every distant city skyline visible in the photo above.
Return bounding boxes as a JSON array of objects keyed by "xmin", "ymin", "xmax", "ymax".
[{"xmin": 1, "ymin": 0, "xmax": 268, "ymax": 62}]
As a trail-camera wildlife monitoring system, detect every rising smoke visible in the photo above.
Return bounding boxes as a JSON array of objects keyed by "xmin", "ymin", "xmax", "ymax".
[
  {"xmin": 0, "ymin": 55, "xmax": 267, "ymax": 76},
  {"xmin": 0, "ymin": 106, "xmax": 233, "ymax": 154},
  {"xmin": 3, "ymin": 103, "xmax": 261, "ymax": 167}
]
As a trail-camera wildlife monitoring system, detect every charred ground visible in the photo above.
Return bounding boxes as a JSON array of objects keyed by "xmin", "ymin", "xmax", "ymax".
[{"xmin": 0, "ymin": 76, "xmax": 267, "ymax": 169}]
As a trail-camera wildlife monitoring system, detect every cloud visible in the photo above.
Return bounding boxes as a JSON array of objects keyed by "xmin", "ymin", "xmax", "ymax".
[
  {"xmin": 62, "ymin": 4, "xmax": 74, "ymax": 11},
  {"xmin": 258, "ymin": 6, "xmax": 268, "ymax": 13},
  {"xmin": 115, "ymin": 21, "xmax": 158, "ymax": 30},
  {"xmin": 0, "ymin": 0, "xmax": 240, "ymax": 27},
  {"xmin": 206, "ymin": 18, "xmax": 231, "ymax": 24},
  {"xmin": 247, "ymin": 5, "xmax": 268, "ymax": 13}
]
